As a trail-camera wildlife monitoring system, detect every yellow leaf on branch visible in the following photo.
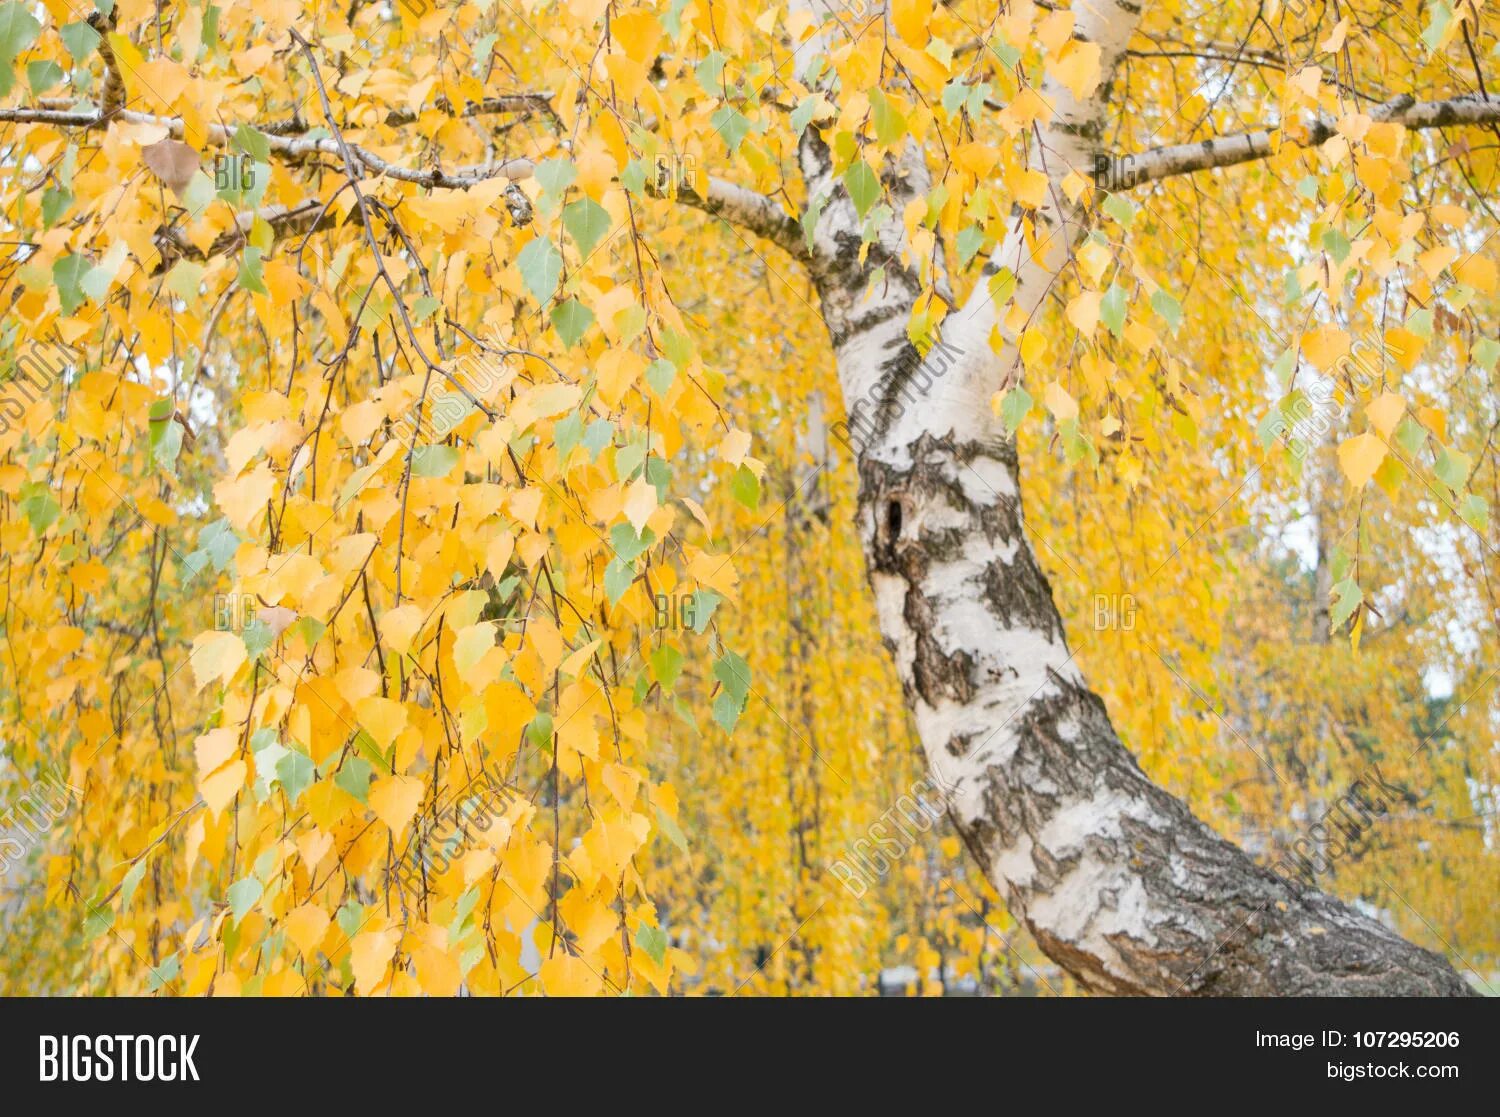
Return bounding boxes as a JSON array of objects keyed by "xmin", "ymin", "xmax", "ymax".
[{"xmin": 1338, "ymin": 431, "xmax": 1387, "ymax": 487}]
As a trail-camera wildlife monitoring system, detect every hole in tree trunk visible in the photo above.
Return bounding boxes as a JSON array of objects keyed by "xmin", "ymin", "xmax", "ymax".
[{"xmin": 887, "ymin": 500, "xmax": 903, "ymax": 540}]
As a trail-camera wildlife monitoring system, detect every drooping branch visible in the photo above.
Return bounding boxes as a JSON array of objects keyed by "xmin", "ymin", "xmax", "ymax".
[{"xmin": 1110, "ymin": 93, "xmax": 1500, "ymax": 190}]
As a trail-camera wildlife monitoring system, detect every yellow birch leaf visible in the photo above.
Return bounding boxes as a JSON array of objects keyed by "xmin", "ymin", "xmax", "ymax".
[
  {"xmin": 1302, "ymin": 326, "xmax": 1350, "ymax": 371},
  {"xmin": 379, "ymin": 605, "xmax": 425, "ymax": 655},
  {"xmin": 622, "ymin": 475, "xmax": 658, "ymax": 534},
  {"xmin": 891, "ymin": 0, "xmax": 933, "ymax": 46},
  {"xmin": 369, "ymin": 775, "xmax": 425, "ymax": 839},
  {"xmin": 356, "ymin": 696, "xmax": 408, "ymax": 750},
  {"xmin": 1384, "ymin": 326, "xmax": 1425, "ymax": 371},
  {"xmin": 1048, "ymin": 41, "xmax": 1102, "ymax": 100},
  {"xmin": 1417, "ymin": 245, "xmax": 1459, "ymax": 279},
  {"xmin": 198, "ymin": 759, "xmax": 246, "ymax": 815},
  {"xmin": 284, "ymin": 904, "xmax": 331, "ymax": 959},
  {"xmin": 1319, "ymin": 17, "xmax": 1349, "ymax": 53},
  {"xmin": 1338, "ymin": 432, "xmax": 1386, "ymax": 487},
  {"xmin": 1454, "ymin": 253, "xmax": 1497, "ymax": 293},
  {"xmin": 1019, "ymin": 328, "xmax": 1047, "ymax": 368},
  {"xmin": 413, "ymin": 942, "xmax": 463, "ymax": 996},
  {"xmin": 611, "ymin": 11, "xmax": 662, "ymax": 63},
  {"xmin": 1011, "ymin": 168, "xmax": 1048, "ymax": 209},
  {"xmin": 527, "ymin": 616, "xmax": 564, "ymax": 674},
  {"xmin": 539, "ymin": 953, "xmax": 604, "ymax": 996},
  {"xmin": 350, "ymin": 928, "xmax": 398, "ymax": 995},
  {"xmin": 1066, "ymin": 291, "xmax": 1101, "ymax": 334},
  {"xmin": 191, "ymin": 630, "xmax": 247, "ymax": 692},
  {"xmin": 1365, "ymin": 392, "xmax": 1405, "ymax": 438},
  {"xmin": 558, "ymin": 888, "xmax": 619, "ymax": 955},
  {"xmin": 1037, "ymin": 11, "xmax": 1075, "ymax": 56},
  {"xmin": 1044, "ymin": 381, "xmax": 1079, "ymax": 422},
  {"xmin": 341, "ymin": 401, "xmax": 385, "ymax": 445},
  {"xmin": 720, "ymin": 428, "xmax": 752, "ymax": 466},
  {"xmin": 213, "ymin": 463, "xmax": 278, "ymax": 533}
]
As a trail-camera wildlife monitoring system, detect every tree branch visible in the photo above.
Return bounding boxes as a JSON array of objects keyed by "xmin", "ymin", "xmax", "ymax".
[
  {"xmin": 84, "ymin": 10, "xmax": 124, "ymax": 126},
  {"xmin": 381, "ymin": 93, "xmax": 563, "ymax": 131},
  {"xmin": 663, "ymin": 174, "xmax": 811, "ymax": 264},
  {"xmin": 0, "ymin": 104, "xmax": 536, "ymax": 223},
  {"xmin": 0, "ymin": 104, "xmax": 805, "ymax": 257},
  {"xmin": 1110, "ymin": 94, "xmax": 1500, "ymax": 190},
  {"xmin": 151, "ymin": 198, "xmax": 347, "ymax": 274}
]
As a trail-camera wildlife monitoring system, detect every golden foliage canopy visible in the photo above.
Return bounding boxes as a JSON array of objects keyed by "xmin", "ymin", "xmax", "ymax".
[{"xmin": 0, "ymin": 0, "xmax": 1494, "ymax": 994}]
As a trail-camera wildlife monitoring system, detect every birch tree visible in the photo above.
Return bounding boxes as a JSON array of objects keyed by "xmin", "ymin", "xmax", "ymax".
[{"xmin": 0, "ymin": 0, "xmax": 1493, "ymax": 994}]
